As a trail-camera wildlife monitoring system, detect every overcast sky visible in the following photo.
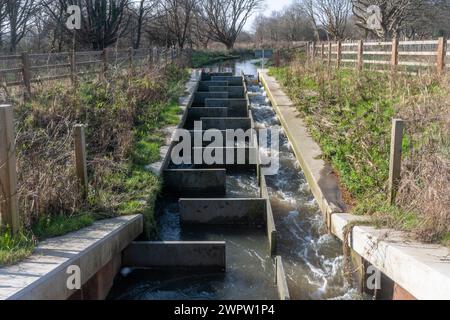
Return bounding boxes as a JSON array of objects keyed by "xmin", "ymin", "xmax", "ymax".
[{"xmin": 245, "ymin": 0, "xmax": 294, "ymax": 31}]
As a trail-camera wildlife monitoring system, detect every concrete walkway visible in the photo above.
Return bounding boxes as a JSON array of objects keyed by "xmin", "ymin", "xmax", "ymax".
[{"xmin": 0, "ymin": 215, "xmax": 142, "ymax": 300}]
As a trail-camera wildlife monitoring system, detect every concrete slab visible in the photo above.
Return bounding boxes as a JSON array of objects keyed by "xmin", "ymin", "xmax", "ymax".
[
  {"xmin": 122, "ymin": 241, "xmax": 226, "ymax": 272},
  {"xmin": 179, "ymin": 198, "xmax": 266, "ymax": 225},
  {"xmin": 0, "ymin": 215, "xmax": 143, "ymax": 300}
]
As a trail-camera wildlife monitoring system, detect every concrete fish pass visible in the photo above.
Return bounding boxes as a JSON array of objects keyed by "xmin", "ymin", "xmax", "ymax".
[{"xmin": 0, "ymin": 70, "xmax": 290, "ymax": 301}]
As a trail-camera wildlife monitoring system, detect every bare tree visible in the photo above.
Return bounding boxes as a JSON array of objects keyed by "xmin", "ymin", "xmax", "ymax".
[
  {"xmin": 352, "ymin": 0, "xmax": 425, "ymax": 39},
  {"xmin": 201, "ymin": 0, "xmax": 264, "ymax": 50},
  {"xmin": 4, "ymin": 0, "xmax": 37, "ymax": 52},
  {"xmin": 157, "ymin": 0, "xmax": 198, "ymax": 49},
  {"xmin": 315, "ymin": 0, "xmax": 351, "ymax": 40},
  {"xmin": 131, "ymin": 0, "xmax": 157, "ymax": 49},
  {"xmin": 45, "ymin": 0, "xmax": 131, "ymax": 50}
]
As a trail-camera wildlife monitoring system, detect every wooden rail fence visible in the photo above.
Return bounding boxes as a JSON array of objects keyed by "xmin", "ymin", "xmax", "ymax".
[
  {"xmin": 0, "ymin": 46, "xmax": 183, "ymax": 98},
  {"xmin": 0, "ymin": 46, "xmax": 185, "ymax": 235},
  {"xmin": 307, "ymin": 38, "xmax": 448, "ymax": 74}
]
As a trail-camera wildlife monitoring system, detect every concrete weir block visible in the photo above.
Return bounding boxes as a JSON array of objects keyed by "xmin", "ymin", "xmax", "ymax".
[
  {"xmin": 122, "ymin": 241, "xmax": 226, "ymax": 272},
  {"xmin": 205, "ymin": 99, "xmax": 248, "ymax": 117},
  {"xmin": 201, "ymin": 73, "xmax": 233, "ymax": 81},
  {"xmin": 198, "ymin": 81, "xmax": 229, "ymax": 91},
  {"xmin": 164, "ymin": 169, "xmax": 226, "ymax": 194},
  {"xmin": 191, "ymin": 146, "xmax": 258, "ymax": 168},
  {"xmin": 193, "ymin": 92, "xmax": 229, "ymax": 107},
  {"xmin": 275, "ymin": 256, "xmax": 290, "ymax": 300},
  {"xmin": 211, "ymin": 76, "xmax": 243, "ymax": 86},
  {"xmin": 201, "ymin": 117, "xmax": 252, "ymax": 130},
  {"xmin": 209, "ymin": 86, "xmax": 245, "ymax": 99},
  {"xmin": 179, "ymin": 198, "xmax": 266, "ymax": 225},
  {"xmin": 188, "ymin": 107, "xmax": 228, "ymax": 121}
]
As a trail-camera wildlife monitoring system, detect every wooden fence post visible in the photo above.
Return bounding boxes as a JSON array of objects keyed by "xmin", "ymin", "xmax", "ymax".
[
  {"xmin": 70, "ymin": 50, "xmax": 77, "ymax": 87},
  {"xmin": 312, "ymin": 42, "xmax": 316, "ymax": 62},
  {"xmin": 0, "ymin": 105, "xmax": 20, "ymax": 235},
  {"xmin": 328, "ymin": 42, "xmax": 332, "ymax": 67},
  {"xmin": 391, "ymin": 37, "xmax": 399, "ymax": 72},
  {"xmin": 101, "ymin": 48, "xmax": 108, "ymax": 80},
  {"xmin": 357, "ymin": 40, "xmax": 364, "ymax": 71},
  {"xmin": 388, "ymin": 119, "xmax": 404, "ymax": 205},
  {"xmin": 321, "ymin": 43, "xmax": 325, "ymax": 62},
  {"xmin": 74, "ymin": 124, "xmax": 88, "ymax": 199},
  {"xmin": 336, "ymin": 41, "xmax": 342, "ymax": 68},
  {"xmin": 437, "ymin": 37, "xmax": 447, "ymax": 75},
  {"xmin": 21, "ymin": 53, "xmax": 31, "ymax": 100},
  {"xmin": 128, "ymin": 47, "xmax": 134, "ymax": 71}
]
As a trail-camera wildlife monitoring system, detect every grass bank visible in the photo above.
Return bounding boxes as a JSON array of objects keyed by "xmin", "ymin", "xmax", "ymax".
[
  {"xmin": 0, "ymin": 64, "xmax": 189, "ymax": 266},
  {"xmin": 269, "ymin": 63, "xmax": 449, "ymax": 246}
]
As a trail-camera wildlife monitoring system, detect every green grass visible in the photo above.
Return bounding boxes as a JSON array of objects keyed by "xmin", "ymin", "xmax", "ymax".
[
  {"xmin": 268, "ymin": 65, "xmax": 423, "ymax": 233},
  {"xmin": 0, "ymin": 230, "xmax": 35, "ymax": 266},
  {"xmin": 32, "ymin": 214, "xmax": 95, "ymax": 240}
]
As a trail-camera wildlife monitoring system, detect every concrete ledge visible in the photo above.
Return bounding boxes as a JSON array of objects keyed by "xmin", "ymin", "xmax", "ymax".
[
  {"xmin": 122, "ymin": 241, "xmax": 226, "ymax": 272},
  {"xmin": 331, "ymin": 213, "xmax": 450, "ymax": 300},
  {"xmin": 179, "ymin": 198, "xmax": 266, "ymax": 225},
  {"xmin": 259, "ymin": 70, "xmax": 347, "ymax": 219},
  {"xmin": 201, "ymin": 117, "xmax": 252, "ymax": 130},
  {"xmin": 164, "ymin": 169, "xmax": 226, "ymax": 194},
  {"xmin": 0, "ymin": 215, "xmax": 143, "ymax": 300},
  {"xmin": 275, "ymin": 256, "xmax": 290, "ymax": 300}
]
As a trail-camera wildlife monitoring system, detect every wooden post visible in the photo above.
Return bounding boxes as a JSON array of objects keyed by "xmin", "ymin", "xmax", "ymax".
[
  {"xmin": 357, "ymin": 40, "xmax": 364, "ymax": 71},
  {"xmin": 328, "ymin": 42, "xmax": 332, "ymax": 67},
  {"xmin": 128, "ymin": 47, "xmax": 134, "ymax": 72},
  {"xmin": 321, "ymin": 43, "xmax": 325, "ymax": 61},
  {"xmin": 74, "ymin": 124, "xmax": 88, "ymax": 199},
  {"xmin": 312, "ymin": 42, "xmax": 316, "ymax": 62},
  {"xmin": 391, "ymin": 37, "xmax": 399, "ymax": 72},
  {"xmin": 388, "ymin": 119, "xmax": 404, "ymax": 205},
  {"xmin": 21, "ymin": 53, "xmax": 31, "ymax": 100},
  {"xmin": 0, "ymin": 105, "xmax": 20, "ymax": 235},
  {"xmin": 436, "ymin": 37, "xmax": 447, "ymax": 75},
  {"xmin": 275, "ymin": 50, "xmax": 281, "ymax": 67},
  {"xmin": 101, "ymin": 48, "xmax": 108, "ymax": 80},
  {"xmin": 70, "ymin": 50, "xmax": 77, "ymax": 87},
  {"xmin": 336, "ymin": 41, "xmax": 342, "ymax": 68}
]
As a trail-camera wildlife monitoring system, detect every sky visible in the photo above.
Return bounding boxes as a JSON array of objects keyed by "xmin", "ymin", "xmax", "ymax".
[{"xmin": 245, "ymin": 0, "xmax": 294, "ymax": 31}]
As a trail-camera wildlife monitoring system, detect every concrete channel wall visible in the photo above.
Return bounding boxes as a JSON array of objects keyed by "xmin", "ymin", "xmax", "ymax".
[
  {"xmin": 122, "ymin": 242, "xmax": 226, "ymax": 271},
  {"xmin": 0, "ymin": 215, "xmax": 143, "ymax": 300},
  {"xmin": 259, "ymin": 69, "xmax": 450, "ymax": 300}
]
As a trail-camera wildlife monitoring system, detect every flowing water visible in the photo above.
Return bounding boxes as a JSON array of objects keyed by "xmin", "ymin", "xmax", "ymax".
[{"xmin": 108, "ymin": 59, "xmax": 362, "ymax": 300}]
